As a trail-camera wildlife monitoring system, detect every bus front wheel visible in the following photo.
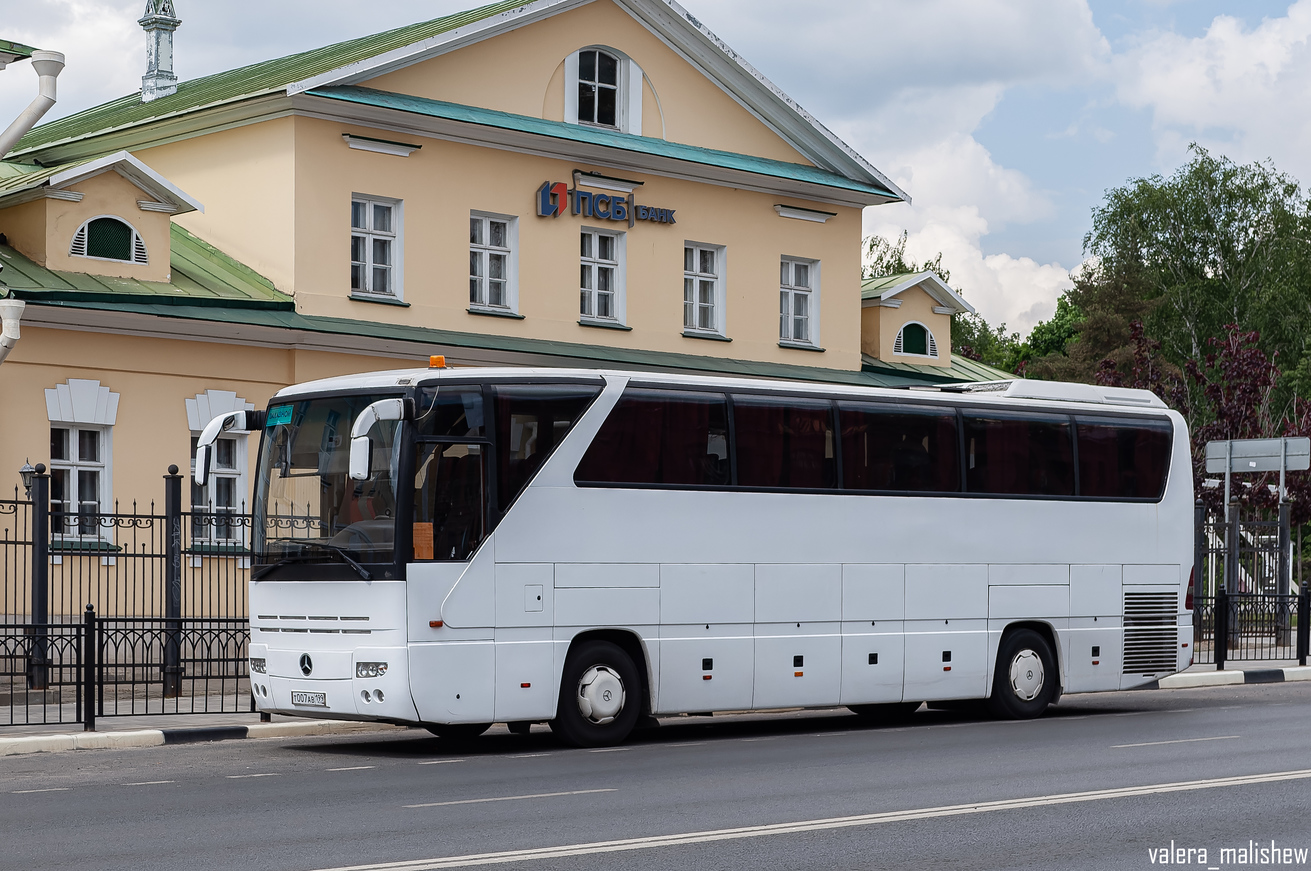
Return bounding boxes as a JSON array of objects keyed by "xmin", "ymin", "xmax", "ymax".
[
  {"xmin": 551, "ymin": 640, "xmax": 641, "ymax": 747},
  {"xmin": 988, "ymin": 629, "xmax": 1057, "ymax": 720}
]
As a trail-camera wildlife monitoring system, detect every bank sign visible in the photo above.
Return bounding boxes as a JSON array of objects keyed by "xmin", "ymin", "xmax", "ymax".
[{"xmin": 536, "ymin": 181, "xmax": 676, "ymax": 227}]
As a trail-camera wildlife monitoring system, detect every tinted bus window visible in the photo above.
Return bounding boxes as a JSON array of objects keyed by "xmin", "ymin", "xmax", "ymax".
[
  {"xmin": 839, "ymin": 402, "xmax": 959, "ymax": 492},
  {"xmin": 494, "ymin": 383, "xmax": 601, "ymax": 509},
  {"xmin": 964, "ymin": 413, "xmax": 1074, "ymax": 497},
  {"xmin": 415, "ymin": 386, "xmax": 485, "ymax": 438},
  {"xmin": 1077, "ymin": 417, "xmax": 1173, "ymax": 499},
  {"xmin": 733, "ymin": 395, "xmax": 835, "ymax": 489},
  {"xmin": 574, "ymin": 388, "xmax": 730, "ymax": 486},
  {"xmin": 412, "ymin": 442, "xmax": 485, "ymax": 561}
]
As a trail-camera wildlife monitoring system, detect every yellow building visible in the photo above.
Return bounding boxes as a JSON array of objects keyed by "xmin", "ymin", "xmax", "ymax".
[{"xmin": 0, "ymin": 0, "xmax": 1005, "ymax": 522}]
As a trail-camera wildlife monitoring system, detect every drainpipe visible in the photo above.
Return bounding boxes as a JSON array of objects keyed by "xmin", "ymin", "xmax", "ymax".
[
  {"xmin": 0, "ymin": 296, "xmax": 23, "ymax": 367},
  {"xmin": 0, "ymin": 50, "xmax": 65, "ymax": 160}
]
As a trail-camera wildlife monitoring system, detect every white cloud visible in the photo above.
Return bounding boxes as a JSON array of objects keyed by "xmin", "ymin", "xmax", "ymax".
[{"xmin": 1114, "ymin": 1, "xmax": 1311, "ymax": 176}]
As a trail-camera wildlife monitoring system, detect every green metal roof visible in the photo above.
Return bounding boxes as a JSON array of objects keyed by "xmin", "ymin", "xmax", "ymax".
[
  {"xmin": 0, "ymin": 39, "xmax": 37, "ymax": 63},
  {"xmin": 308, "ymin": 86, "xmax": 897, "ymax": 199},
  {"xmin": 11, "ymin": 0, "xmax": 530, "ymax": 155},
  {"xmin": 0, "ymin": 223, "xmax": 291, "ymax": 310},
  {"xmin": 0, "ymin": 161, "xmax": 78, "ymax": 197},
  {"xmin": 860, "ymin": 272, "xmax": 919, "ymax": 299},
  {"xmin": 861, "ymin": 353, "xmax": 1013, "ymax": 384}
]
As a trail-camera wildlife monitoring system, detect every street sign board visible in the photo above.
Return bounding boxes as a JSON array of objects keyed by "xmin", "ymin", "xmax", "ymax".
[{"xmin": 1205, "ymin": 437, "xmax": 1311, "ymax": 474}]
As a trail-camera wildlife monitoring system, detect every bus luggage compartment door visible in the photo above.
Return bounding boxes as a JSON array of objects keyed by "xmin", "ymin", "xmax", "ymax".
[{"xmin": 409, "ymin": 640, "xmax": 495, "ymax": 723}]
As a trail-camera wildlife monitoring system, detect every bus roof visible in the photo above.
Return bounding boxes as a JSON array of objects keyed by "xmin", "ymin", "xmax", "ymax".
[{"xmin": 272, "ymin": 366, "xmax": 1169, "ymax": 412}]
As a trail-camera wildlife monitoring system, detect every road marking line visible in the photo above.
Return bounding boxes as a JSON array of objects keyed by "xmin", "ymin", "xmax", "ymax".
[
  {"xmin": 509, "ymin": 753, "xmax": 550, "ymax": 759},
  {"xmin": 328, "ymin": 766, "xmax": 377, "ymax": 771},
  {"xmin": 588, "ymin": 748, "xmax": 630, "ymax": 753},
  {"xmin": 12, "ymin": 788, "xmax": 70, "ymax": 794},
  {"xmin": 418, "ymin": 760, "xmax": 466, "ymax": 766},
  {"xmin": 1113, "ymin": 735, "xmax": 1240, "ymax": 748},
  {"xmin": 226, "ymin": 773, "xmax": 280, "ymax": 779},
  {"xmin": 124, "ymin": 781, "xmax": 175, "ymax": 786},
  {"xmin": 322, "ymin": 768, "xmax": 1311, "ymax": 871},
  {"xmin": 404, "ymin": 788, "xmax": 617, "ymax": 809}
]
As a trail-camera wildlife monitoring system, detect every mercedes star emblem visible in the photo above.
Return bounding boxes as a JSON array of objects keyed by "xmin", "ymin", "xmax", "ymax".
[{"xmin": 299, "ymin": 653, "xmax": 313, "ymax": 676}]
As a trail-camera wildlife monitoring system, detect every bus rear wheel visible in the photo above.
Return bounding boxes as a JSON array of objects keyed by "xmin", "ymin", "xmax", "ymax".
[
  {"xmin": 988, "ymin": 629, "xmax": 1056, "ymax": 720},
  {"xmin": 425, "ymin": 722, "xmax": 491, "ymax": 741},
  {"xmin": 551, "ymin": 640, "xmax": 641, "ymax": 748}
]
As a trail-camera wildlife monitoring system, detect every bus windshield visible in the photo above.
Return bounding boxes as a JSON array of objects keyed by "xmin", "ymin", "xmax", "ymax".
[{"xmin": 254, "ymin": 393, "xmax": 402, "ymax": 566}]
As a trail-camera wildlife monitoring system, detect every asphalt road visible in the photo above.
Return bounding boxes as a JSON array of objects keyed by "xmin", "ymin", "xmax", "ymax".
[{"xmin": 4, "ymin": 683, "xmax": 1311, "ymax": 871}]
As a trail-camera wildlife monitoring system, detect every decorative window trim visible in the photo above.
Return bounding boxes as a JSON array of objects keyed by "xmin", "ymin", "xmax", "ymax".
[
  {"xmin": 565, "ymin": 46, "xmax": 644, "ymax": 135},
  {"xmin": 579, "ymin": 226, "xmax": 626, "ymax": 327},
  {"xmin": 69, "ymin": 215, "xmax": 148, "ymax": 264},
  {"xmin": 350, "ymin": 194, "xmax": 403, "ymax": 300},
  {"xmin": 893, "ymin": 321, "xmax": 940, "ymax": 358},
  {"xmin": 779, "ymin": 256, "xmax": 820, "ymax": 348},
  {"xmin": 683, "ymin": 241, "xmax": 727, "ymax": 338},
  {"xmin": 773, "ymin": 204, "xmax": 836, "ymax": 223},
  {"xmin": 342, "ymin": 133, "xmax": 422, "ymax": 157},
  {"xmin": 469, "ymin": 211, "xmax": 519, "ymax": 315}
]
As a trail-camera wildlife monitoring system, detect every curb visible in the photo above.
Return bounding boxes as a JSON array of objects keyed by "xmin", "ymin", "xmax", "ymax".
[
  {"xmin": 1156, "ymin": 665, "xmax": 1311, "ymax": 690},
  {"xmin": 0, "ymin": 719, "xmax": 405, "ymax": 758}
]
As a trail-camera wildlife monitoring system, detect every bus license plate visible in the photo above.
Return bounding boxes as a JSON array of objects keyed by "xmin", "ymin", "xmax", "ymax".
[{"xmin": 291, "ymin": 691, "xmax": 327, "ymax": 707}]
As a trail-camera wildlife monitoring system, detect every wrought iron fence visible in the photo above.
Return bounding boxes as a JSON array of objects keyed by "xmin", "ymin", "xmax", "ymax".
[
  {"xmin": 0, "ymin": 622, "xmax": 84, "ymax": 725},
  {"xmin": 1193, "ymin": 593, "xmax": 1308, "ymax": 666}
]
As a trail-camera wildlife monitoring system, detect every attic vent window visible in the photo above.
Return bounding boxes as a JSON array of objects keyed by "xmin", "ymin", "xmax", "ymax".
[
  {"xmin": 894, "ymin": 322, "xmax": 938, "ymax": 358},
  {"xmin": 70, "ymin": 217, "xmax": 148, "ymax": 264}
]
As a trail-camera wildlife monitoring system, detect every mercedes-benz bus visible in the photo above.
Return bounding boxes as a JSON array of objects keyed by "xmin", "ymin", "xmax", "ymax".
[{"xmin": 196, "ymin": 365, "xmax": 1192, "ymax": 746}]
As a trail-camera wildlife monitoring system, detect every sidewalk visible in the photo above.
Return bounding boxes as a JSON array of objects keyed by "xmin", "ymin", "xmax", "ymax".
[
  {"xmin": 1155, "ymin": 660, "xmax": 1311, "ymax": 689},
  {"xmin": 0, "ymin": 710, "xmax": 406, "ymax": 758}
]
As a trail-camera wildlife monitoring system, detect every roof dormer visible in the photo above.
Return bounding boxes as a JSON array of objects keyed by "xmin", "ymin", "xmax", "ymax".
[{"xmin": 860, "ymin": 271, "xmax": 973, "ymax": 369}]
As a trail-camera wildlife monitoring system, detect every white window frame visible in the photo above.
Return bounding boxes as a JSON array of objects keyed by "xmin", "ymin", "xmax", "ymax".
[
  {"xmin": 579, "ymin": 227, "xmax": 626, "ymax": 326},
  {"xmin": 350, "ymin": 194, "xmax": 403, "ymax": 300},
  {"xmin": 69, "ymin": 215, "xmax": 149, "ymax": 264},
  {"xmin": 468, "ymin": 212, "xmax": 519, "ymax": 315},
  {"xmin": 48, "ymin": 425, "xmax": 111, "ymax": 539},
  {"xmin": 683, "ymin": 242, "xmax": 727, "ymax": 337},
  {"xmin": 779, "ymin": 257, "xmax": 821, "ymax": 348},
  {"xmin": 893, "ymin": 321, "xmax": 940, "ymax": 359},
  {"xmin": 189, "ymin": 433, "xmax": 248, "ymax": 546},
  {"xmin": 565, "ymin": 46, "xmax": 644, "ymax": 135},
  {"xmin": 45, "ymin": 379, "xmax": 118, "ymax": 543}
]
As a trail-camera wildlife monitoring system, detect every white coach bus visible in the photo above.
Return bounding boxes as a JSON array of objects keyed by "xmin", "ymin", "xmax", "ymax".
[{"xmin": 196, "ymin": 365, "xmax": 1193, "ymax": 746}]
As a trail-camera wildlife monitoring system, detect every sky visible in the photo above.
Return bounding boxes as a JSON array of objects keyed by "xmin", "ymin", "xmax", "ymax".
[{"xmin": 1, "ymin": 0, "xmax": 1307, "ymax": 337}]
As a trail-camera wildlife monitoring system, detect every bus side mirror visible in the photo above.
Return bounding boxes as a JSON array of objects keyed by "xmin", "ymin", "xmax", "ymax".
[
  {"xmin": 194, "ymin": 444, "xmax": 212, "ymax": 488},
  {"xmin": 348, "ymin": 398, "xmax": 408, "ymax": 482}
]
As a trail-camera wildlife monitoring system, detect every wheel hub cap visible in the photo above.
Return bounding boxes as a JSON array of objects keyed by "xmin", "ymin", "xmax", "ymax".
[
  {"xmin": 1009, "ymin": 649, "xmax": 1044, "ymax": 701},
  {"xmin": 577, "ymin": 665, "xmax": 625, "ymax": 724}
]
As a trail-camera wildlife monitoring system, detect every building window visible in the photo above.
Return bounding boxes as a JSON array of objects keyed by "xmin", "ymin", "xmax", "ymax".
[
  {"xmin": 565, "ymin": 47, "xmax": 643, "ymax": 135},
  {"xmin": 50, "ymin": 426, "xmax": 108, "ymax": 536},
  {"xmin": 350, "ymin": 196, "xmax": 401, "ymax": 298},
  {"xmin": 894, "ymin": 322, "xmax": 939, "ymax": 358},
  {"xmin": 580, "ymin": 229, "xmax": 623, "ymax": 323},
  {"xmin": 469, "ymin": 213, "xmax": 516, "ymax": 312},
  {"xmin": 684, "ymin": 244, "xmax": 725, "ymax": 335},
  {"xmin": 190, "ymin": 435, "xmax": 244, "ymax": 543},
  {"xmin": 780, "ymin": 258, "xmax": 819, "ymax": 346},
  {"xmin": 70, "ymin": 216, "xmax": 148, "ymax": 264}
]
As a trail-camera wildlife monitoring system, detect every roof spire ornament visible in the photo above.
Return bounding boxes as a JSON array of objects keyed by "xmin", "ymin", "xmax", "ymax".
[{"xmin": 139, "ymin": 0, "xmax": 181, "ymax": 102}]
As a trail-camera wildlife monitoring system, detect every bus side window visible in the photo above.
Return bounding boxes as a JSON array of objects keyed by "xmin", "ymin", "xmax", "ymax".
[
  {"xmin": 1075, "ymin": 417, "xmax": 1172, "ymax": 499},
  {"xmin": 574, "ymin": 388, "xmax": 730, "ymax": 486},
  {"xmin": 838, "ymin": 402, "xmax": 959, "ymax": 492},
  {"xmin": 732, "ymin": 395, "xmax": 835, "ymax": 489},
  {"xmin": 412, "ymin": 442, "xmax": 485, "ymax": 561},
  {"xmin": 963, "ymin": 413, "xmax": 1074, "ymax": 497},
  {"xmin": 493, "ymin": 384, "xmax": 601, "ymax": 509}
]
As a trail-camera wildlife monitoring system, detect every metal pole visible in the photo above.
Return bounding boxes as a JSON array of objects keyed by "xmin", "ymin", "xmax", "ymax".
[
  {"xmin": 1280, "ymin": 438, "xmax": 1288, "ymax": 502},
  {"xmin": 1224, "ymin": 441, "xmax": 1232, "ymax": 524},
  {"xmin": 1298, "ymin": 580, "xmax": 1309, "ymax": 667},
  {"xmin": 28, "ymin": 466, "xmax": 49, "ymax": 691},
  {"xmin": 1194, "ymin": 499, "xmax": 1205, "ymax": 631},
  {"xmin": 163, "ymin": 466, "xmax": 183, "ymax": 698},
  {"xmin": 82, "ymin": 604, "xmax": 96, "ymax": 732},
  {"xmin": 1279, "ymin": 501, "xmax": 1292, "ymax": 647}
]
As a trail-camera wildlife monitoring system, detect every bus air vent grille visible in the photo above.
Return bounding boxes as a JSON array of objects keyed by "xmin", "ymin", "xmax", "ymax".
[{"xmin": 1122, "ymin": 592, "xmax": 1177, "ymax": 674}]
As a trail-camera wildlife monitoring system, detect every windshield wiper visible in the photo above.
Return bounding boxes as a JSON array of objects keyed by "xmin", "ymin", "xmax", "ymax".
[{"xmin": 253, "ymin": 543, "xmax": 373, "ymax": 581}]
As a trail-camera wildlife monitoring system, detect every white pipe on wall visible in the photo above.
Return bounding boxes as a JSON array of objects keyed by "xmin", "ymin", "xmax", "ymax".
[
  {"xmin": 0, "ymin": 50, "xmax": 65, "ymax": 160},
  {"xmin": 0, "ymin": 298, "xmax": 24, "ymax": 367}
]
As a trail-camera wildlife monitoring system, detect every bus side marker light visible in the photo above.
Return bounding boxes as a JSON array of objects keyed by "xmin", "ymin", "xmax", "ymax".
[
  {"xmin": 1181, "ymin": 642, "xmax": 1188, "ymax": 648},
  {"xmin": 702, "ymin": 675, "xmax": 712, "ymax": 681},
  {"xmin": 521, "ymin": 683, "xmax": 531, "ymax": 688},
  {"xmin": 430, "ymin": 620, "xmax": 443, "ymax": 628},
  {"xmin": 794, "ymin": 672, "xmax": 803, "ymax": 677},
  {"xmin": 943, "ymin": 666, "xmax": 951, "ymax": 672}
]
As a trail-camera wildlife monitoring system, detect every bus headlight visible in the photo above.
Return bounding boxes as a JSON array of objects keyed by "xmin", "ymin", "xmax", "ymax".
[
  {"xmin": 356, "ymin": 661, "xmax": 388, "ymax": 678},
  {"xmin": 250, "ymin": 657, "xmax": 267, "ymax": 674}
]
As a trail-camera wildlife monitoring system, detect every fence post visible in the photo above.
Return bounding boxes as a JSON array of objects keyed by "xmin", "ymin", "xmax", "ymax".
[
  {"xmin": 163, "ymin": 466, "xmax": 183, "ymax": 698},
  {"xmin": 1193, "ymin": 499, "xmax": 1205, "ymax": 616},
  {"xmin": 1298, "ymin": 580, "xmax": 1309, "ymax": 668},
  {"xmin": 1278, "ymin": 502, "xmax": 1293, "ymax": 648},
  {"xmin": 1216, "ymin": 586, "xmax": 1229, "ymax": 670},
  {"xmin": 28, "ymin": 466, "xmax": 49, "ymax": 691},
  {"xmin": 83, "ymin": 604, "xmax": 96, "ymax": 732}
]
